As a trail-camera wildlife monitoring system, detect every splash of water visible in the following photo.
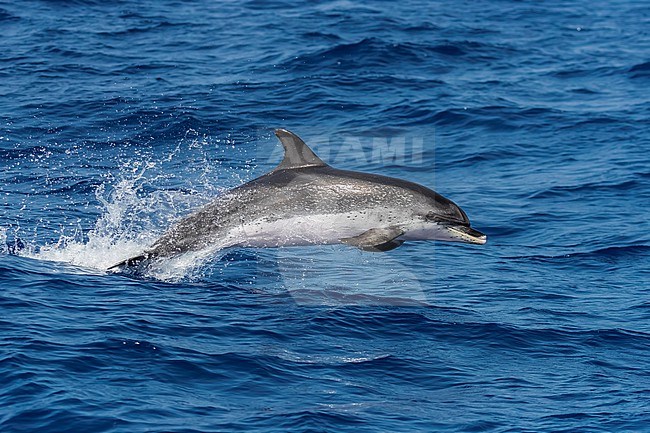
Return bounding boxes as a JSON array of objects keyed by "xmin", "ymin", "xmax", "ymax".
[
  {"xmin": 1, "ymin": 129, "xmax": 267, "ymax": 281},
  {"xmin": 1, "ymin": 127, "xmax": 266, "ymax": 281},
  {"xmin": 13, "ymin": 164, "xmax": 220, "ymax": 281},
  {"xmin": 0, "ymin": 227, "xmax": 7, "ymax": 255},
  {"xmin": 19, "ymin": 163, "xmax": 163, "ymax": 272}
]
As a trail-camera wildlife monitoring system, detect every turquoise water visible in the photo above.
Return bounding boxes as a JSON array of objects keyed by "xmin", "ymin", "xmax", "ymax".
[{"xmin": 1, "ymin": 0, "xmax": 650, "ymax": 431}]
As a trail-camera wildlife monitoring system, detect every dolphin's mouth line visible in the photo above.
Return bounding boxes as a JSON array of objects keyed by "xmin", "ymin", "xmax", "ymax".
[
  {"xmin": 441, "ymin": 223, "xmax": 487, "ymax": 245},
  {"xmin": 426, "ymin": 214, "xmax": 469, "ymax": 226}
]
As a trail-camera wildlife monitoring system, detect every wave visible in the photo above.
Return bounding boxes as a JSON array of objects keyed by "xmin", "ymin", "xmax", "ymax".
[
  {"xmin": 0, "ymin": 145, "xmax": 52, "ymax": 161},
  {"xmin": 282, "ymin": 37, "xmax": 516, "ymax": 73},
  {"xmin": 0, "ymin": 8, "xmax": 19, "ymax": 22},
  {"xmin": 552, "ymin": 65, "xmax": 623, "ymax": 79},
  {"xmin": 528, "ymin": 176, "xmax": 649, "ymax": 199},
  {"xmin": 371, "ymin": 104, "xmax": 563, "ymax": 132},
  {"xmin": 629, "ymin": 61, "xmax": 650, "ymax": 78},
  {"xmin": 94, "ymin": 21, "xmax": 182, "ymax": 37},
  {"xmin": 507, "ymin": 245, "xmax": 650, "ymax": 262}
]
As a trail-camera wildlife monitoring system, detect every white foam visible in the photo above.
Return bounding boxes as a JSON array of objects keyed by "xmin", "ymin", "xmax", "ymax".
[
  {"xmin": 2, "ymin": 131, "xmax": 262, "ymax": 282},
  {"xmin": 13, "ymin": 160, "xmax": 217, "ymax": 281}
]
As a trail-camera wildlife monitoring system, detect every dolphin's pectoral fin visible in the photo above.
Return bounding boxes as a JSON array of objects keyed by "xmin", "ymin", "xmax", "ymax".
[
  {"xmin": 273, "ymin": 129, "xmax": 328, "ymax": 171},
  {"xmin": 341, "ymin": 227, "xmax": 405, "ymax": 252},
  {"xmin": 360, "ymin": 239, "xmax": 405, "ymax": 252}
]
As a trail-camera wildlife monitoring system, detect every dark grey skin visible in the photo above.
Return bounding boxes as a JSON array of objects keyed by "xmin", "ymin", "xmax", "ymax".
[{"xmin": 109, "ymin": 129, "xmax": 486, "ymax": 270}]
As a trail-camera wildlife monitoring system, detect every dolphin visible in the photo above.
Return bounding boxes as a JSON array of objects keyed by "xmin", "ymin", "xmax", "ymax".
[{"xmin": 108, "ymin": 129, "xmax": 486, "ymax": 270}]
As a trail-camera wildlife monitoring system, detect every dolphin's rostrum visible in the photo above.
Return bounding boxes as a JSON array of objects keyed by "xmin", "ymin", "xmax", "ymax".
[{"xmin": 109, "ymin": 129, "xmax": 486, "ymax": 270}]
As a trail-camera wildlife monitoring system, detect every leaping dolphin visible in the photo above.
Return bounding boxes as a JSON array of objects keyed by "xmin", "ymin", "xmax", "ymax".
[{"xmin": 108, "ymin": 129, "xmax": 486, "ymax": 270}]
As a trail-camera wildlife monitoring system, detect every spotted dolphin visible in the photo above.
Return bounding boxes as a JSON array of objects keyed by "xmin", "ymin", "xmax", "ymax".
[{"xmin": 108, "ymin": 129, "xmax": 486, "ymax": 270}]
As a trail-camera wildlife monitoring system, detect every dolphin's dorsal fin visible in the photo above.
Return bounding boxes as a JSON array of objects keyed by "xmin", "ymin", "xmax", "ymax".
[{"xmin": 273, "ymin": 128, "xmax": 327, "ymax": 171}]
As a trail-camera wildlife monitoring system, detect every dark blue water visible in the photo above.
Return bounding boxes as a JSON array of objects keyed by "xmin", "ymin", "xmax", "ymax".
[{"xmin": 2, "ymin": 0, "xmax": 650, "ymax": 431}]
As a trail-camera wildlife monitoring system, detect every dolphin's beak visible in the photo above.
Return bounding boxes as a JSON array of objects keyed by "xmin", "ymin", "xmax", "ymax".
[{"xmin": 444, "ymin": 224, "xmax": 487, "ymax": 245}]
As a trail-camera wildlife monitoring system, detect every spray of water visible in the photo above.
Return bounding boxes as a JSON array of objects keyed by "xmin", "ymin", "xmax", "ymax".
[
  {"xmin": 19, "ymin": 162, "xmax": 184, "ymax": 276},
  {"xmin": 4, "ymin": 130, "xmax": 257, "ymax": 282}
]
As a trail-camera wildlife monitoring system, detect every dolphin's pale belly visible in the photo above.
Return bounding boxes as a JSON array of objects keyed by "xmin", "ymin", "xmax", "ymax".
[{"xmin": 228, "ymin": 211, "xmax": 388, "ymax": 248}]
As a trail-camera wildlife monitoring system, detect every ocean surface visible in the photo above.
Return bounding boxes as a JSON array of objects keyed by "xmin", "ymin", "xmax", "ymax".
[{"xmin": 1, "ymin": 0, "xmax": 650, "ymax": 431}]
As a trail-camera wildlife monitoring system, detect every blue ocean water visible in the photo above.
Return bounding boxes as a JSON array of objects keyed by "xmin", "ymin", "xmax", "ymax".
[{"xmin": 2, "ymin": 0, "xmax": 650, "ymax": 431}]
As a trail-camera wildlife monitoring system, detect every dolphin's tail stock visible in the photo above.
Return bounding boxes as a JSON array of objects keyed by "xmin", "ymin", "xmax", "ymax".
[{"xmin": 107, "ymin": 252, "xmax": 153, "ymax": 272}]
